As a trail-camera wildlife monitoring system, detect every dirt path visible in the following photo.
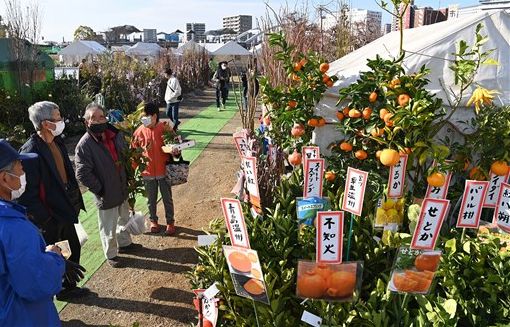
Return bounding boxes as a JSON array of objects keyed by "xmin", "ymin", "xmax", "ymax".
[{"xmin": 60, "ymin": 98, "xmax": 242, "ymax": 326}]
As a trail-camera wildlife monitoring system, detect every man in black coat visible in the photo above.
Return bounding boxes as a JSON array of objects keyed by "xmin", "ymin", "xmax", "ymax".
[{"xmin": 18, "ymin": 101, "xmax": 88, "ymax": 300}]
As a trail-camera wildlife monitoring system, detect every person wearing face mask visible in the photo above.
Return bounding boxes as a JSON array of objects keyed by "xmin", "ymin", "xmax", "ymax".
[
  {"xmin": 18, "ymin": 101, "xmax": 88, "ymax": 300},
  {"xmin": 164, "ymin": 68, "xmax": 182, "ymax": 131},
  {"xmin": 0, "ymin": 139, "xmax": 66, "ymax": 326},
  {"xmin": 75, "ymin": 103, "xmax": 140, "ymax": 268},
  {"xmin": 212, "ymin": 61, "xmax": 231, "ymax": 111},
  {"xmin": 132, "ymin": 102, "xmax": 179, "ymax": 235}
]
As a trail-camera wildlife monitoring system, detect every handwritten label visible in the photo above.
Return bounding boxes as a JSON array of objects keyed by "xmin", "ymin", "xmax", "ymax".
[
  {"xmin": 411, "ymin": 198, "xmax": 450, "ymax": 250},
  {"xmin": 483, "ymin": 172, "xmax": 510, "ymax": 207},
  {"xmin": 388, "ymin": 154, "xmax": 408, "ymax": 198},
  {"xmin": 220, "ymin": 198, "xmax": 250, "ymax": 249},
  {"xmin": 233, "ymin": 130, "xmax": 252, "ymax": 157},
  {"xmin": 342, "ymin": 167, "xmax": 369, "ymax": 216},
  {"xmin": 302, "ymin": 146, "xmax": 320, "ymax": 166},
  {"xmin": 456, "ymin": 180, "xmax": 489, "ymax": 228},
  {"xmin": 303, "ymin": 159, "xmax": 325, "ymax": 198},
  {"xmin": 192, "ymin": 289, "xmax": 218, "ymax": 327},
  {"xmin": 301, "ymin": 311, "xmax": 322, "ymax": 327},
  {"xmin": 242, "ymin": 156, "xmax": 261, "ymax": 208},
  {"xmin": 316, "ymin": 211, "xmax": 344, "ymax": 263},
  {"xmin": 493, "ymin": 183, "xmax": 510, "ymax": 233}
]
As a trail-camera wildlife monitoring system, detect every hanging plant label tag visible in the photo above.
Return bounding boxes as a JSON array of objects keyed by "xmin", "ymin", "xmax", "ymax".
[
  {"xmin": 301, "ymin": 310, "xmax": 322, "ymax": 327},
  {"xmin": 220, "ymin": 198, "xmax": 250, "ymax": 249},
  {"xmin": 493, "ymin": 183, "xmax": 510, "ymax": 232},
  {"xmin": 387, "ymin": 154, "xmax": 408, "ymax": 198},
  {"xmin": 341, "ymin": 167, "xmax": 369, "ymax": 216},
  {"xmin": 303, "ymin": 159, "xmax": 325, "ymax": 198},
  {"xmin": 456, "ymin": 180, "xmax": 489, "ymax": 228}
]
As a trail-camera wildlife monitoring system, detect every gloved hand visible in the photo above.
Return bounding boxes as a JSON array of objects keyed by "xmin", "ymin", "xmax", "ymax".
[{"xmin": 64, "ymin": 260, "xmax": 86, "ymax": 285}]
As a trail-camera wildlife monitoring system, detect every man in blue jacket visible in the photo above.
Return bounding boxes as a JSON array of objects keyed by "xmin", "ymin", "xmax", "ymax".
[{"xmin": 0, "ymin": 139, "xmax": 66, "ymax": 326}]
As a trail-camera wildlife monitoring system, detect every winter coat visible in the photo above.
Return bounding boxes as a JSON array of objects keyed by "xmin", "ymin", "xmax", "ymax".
[
  {"xmin": 75, "ymin": 124, "xmax": 128, "ymax": 210},
  {"xmin": 18, "ymin": 134, "xmax": 85, "ymax": 227},
  {"xmin": 0, "ymin": 199, "xmax": 65, "ymax": 327},
  {"xmin": 165, "ymin": 76, "xmax": 182, "ymax": 104}
]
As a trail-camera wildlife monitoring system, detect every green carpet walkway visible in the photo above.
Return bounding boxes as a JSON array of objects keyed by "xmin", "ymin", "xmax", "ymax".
[{"xmin": 56, "ymin": 100, "xmax": 238, "ymax": 311}]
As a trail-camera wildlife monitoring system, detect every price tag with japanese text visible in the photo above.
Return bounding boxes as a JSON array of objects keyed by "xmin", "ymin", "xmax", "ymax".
[
  {"xmin": 342, "ymin": 167, "xmax": 369, "ymax": 216},
  {"xmin": 493, "ymin": 183, "xmax": 510, "ymax": 233},
  {"xmin": 411, "ymin": 198, "xmax": 450, "ymax": 250},
  {"xmin": 242, "ymin": 156, "xmax": 261, "ymax": 208},
  {"xmin": 316, "ymin": 211, "xmax": 344, "ymax": 264},
  {"xmin": 193, "ymin": 289, "xmax": 218, "ymax": 327},
  {"xmin": 233, "ymin": 130, "xmax": 252, "ymax": 157},
  {"xmin": 303, "ymin": 159, "xmax": 325, "ymax": 198},
  {"xmin": 387, "ymin": 154, "xmax": 408, "ymax": 198},
  {"xmin": 302, "ymin": 146, "xmax": 320, "ymax": 165},
  {"xmin": 483, "ymin": 172, "xmax": 510, "ymax": 207},
  {"xmin": 425, "ymin": 161, "xmax": 452, "ymax": 199},
  {"xmin": 220, "ymin": 198, "xmax": 250, "ymax": 249},
  {"xmin": 456, "ymin": 180, "xmax": 489, "ymax": 228}
]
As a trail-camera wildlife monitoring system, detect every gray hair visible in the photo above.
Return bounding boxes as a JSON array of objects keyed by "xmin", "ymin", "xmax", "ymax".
[
  {"xmin": 83, "ymin": 102, "xmax": 104, "ymax": 121},
  {"xmin": 28, "ymin": 101, "xmax": 59, "ymax": 131}
]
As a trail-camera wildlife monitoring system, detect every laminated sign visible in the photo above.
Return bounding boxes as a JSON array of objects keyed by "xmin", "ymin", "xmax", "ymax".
[
  {"xmin": 303, "ymin": 159, "xmax": 325, "ymax": 198},
  {"xmin": 456, "ymin": 180, "xmax": 489, "ymax": 228},
  {"xmin": 220, "ymin": 198, "xmax": 250, "ymax": 249},
  {"xmin": 411, "ymin": 198, "xmax": 450, "ymax": 250},
  {"xmin": 192, "ymin": 289, "xmax": 218, "ymax": 327},
  {"xmin": 493, "ymin": 183, "xmax": 510, "ymax": 233},
  {"xmin": 241, "ymin": 156, "xmax": 261, "ymax": 208},
  {"xmin": 302, "ymin": 146, "xmax": 320, "ymax": 165},
  {"xmin": 387, "ymin": 154, "xmax": 408, "ymax": 198},
  {"xmin": 342, "ymin": 167, "xmax": 369, "ymax": 216},
  {"xmin": 483, "ymin": 172, "xmax": 510, "ymax": 208},
  {"xmin": 316, "ymin": 211, "xmax": 344, "ymax": 263}
]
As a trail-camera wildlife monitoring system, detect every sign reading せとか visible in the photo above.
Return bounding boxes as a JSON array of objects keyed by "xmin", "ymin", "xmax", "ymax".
[{"xmin": 411, "ymin": 198, "xmax": 450, "ymax": 250}]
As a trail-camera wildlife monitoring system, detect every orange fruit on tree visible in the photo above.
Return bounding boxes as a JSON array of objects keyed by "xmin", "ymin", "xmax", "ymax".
[
  {"xmin": 349, "ymin": 109, "xmax": 362, "ymax": 118},
  {"xmin": 427, "ymin": 172, "xmax": 446, "ymax": 187},
  {"xmin": 288, "ymin": 149, "xmax": 302, "ymax": 166},
  {"xmin": 380, "ymin": 149, "xmax": 400, "ymax": 166},
  {"xmin": 299, "ymin": 58, "xmax": 307, "ymax": 67},
  {"xmin": 291, "ymin": 73, "xmax": 301, "ymax": 81},
  {"xmin": 319, "ymin": 62, "xmax": 330, "ymax": 73},
  {"xmin": 379, "ymin": 108, "xmax": 389, "ymax": 119},
  {"xmin": 369, "ymin": 92, "xmax": 378, "ymax": 103},
  {"xmin": 293, "ymin": 62, "xmax": 303, "ymax": 72},
  {"xmin": 398, "ymin": 94, "xmax": 411, "ymax": 107},
  {"xmin": 326, "ymin": 79, "xmax": 334, "ymax": 87},
  {"xmin": 325, "ymin": 171, "xmax": 336, "ymax": 182},
  {"xmin": 340, "ymin": 142, "xmax": 353, "ymax": 152},
  {"xmin": 317, "ymin": 117, "xmax": 326, "ymax": 127},
  {"xmin": 326, "ymin": 271, "xmax": 356, "ymax": 298},
  {"xmin": 469, "ymin": 166, "xmax": 486, "ymax": 181},
  {"xmin": 376, "ymin": 150, "xmax": 382, "ymax": 159},
  {"xmin": 362, "ymin": 107, "xmax": 372, "ymax": 120},
  {"xmin": 307, "ymin": 118, "xmax": 319, "ymax": 127},
  {"xmin": 297, "ymin": 271, "xmax": 327, "ymax": 298},
  {"xmin": 355, "ymin": 150, "xmax": 368, "ymax": 160},
  {"xmin": 336, "ymin": 111, "xmax": 345, "ymax": 121},
  {"xmin": 291, "ymin": 123, "xmax": 305, "ymax": 138},
  {"xmin": 343, "ymin": 107, "xmax": 350, "ymax": 116},
  {"xmin": 415, "ymin": 254, "xmax": 441, "ymax": 272},
  {"xmin": 263, "ymin": 116, "xmax": 271, "ymax": 126},
  {"xmin": 322, "ymin": 74, "xmax": 330, "ymax": 83},
  {"xmin": 383, "ymin": 112, "xmax": 394, "ymax": 127},
  {"xmin": 288, "ymin": 100, "xmax": 297, "ymax": 108},
  {"xmin": 491, "ymin": 160, "xmax": 509, "ymax": 176}
]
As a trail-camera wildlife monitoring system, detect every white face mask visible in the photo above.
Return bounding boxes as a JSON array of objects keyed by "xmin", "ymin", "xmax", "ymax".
[
  {"xmin": 221, "ymin": 65, "xmax": 227, "ymax": 70},
  {"xmin": 141, "ymin": 116, "xmax": 152, "ymax": 127},
  {"xmin": 6, "ymin": 172, "xmax": 26, "ymax": 200},
  {"xmin": 48, "ymin": 120, "xmax": 65, "ymax": 136}
]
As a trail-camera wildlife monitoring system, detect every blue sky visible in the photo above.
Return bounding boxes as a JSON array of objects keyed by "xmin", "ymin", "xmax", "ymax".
[{"xmin": 4, "ymin": 0, "xmax": 479, "ymax": 42}]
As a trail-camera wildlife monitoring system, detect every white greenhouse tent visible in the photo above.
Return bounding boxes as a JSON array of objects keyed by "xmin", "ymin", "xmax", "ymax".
[
  {"xmin": 211, "ymin": 41, "xmax": 250, "ymax": 56},
  {"xmin": 125, "ymin": 42, "xmax": 163, "ymax": 60},
  {"xmin": 313, "ymin": 9, "xmax": 510, "ymax": 153},
  {"xmin": 58, "ymin": 40, "xmax": 106, "ymax": 65},
  {"xmin": 175, "ymin": 40, "xmax": 209, "ymax": 55}
]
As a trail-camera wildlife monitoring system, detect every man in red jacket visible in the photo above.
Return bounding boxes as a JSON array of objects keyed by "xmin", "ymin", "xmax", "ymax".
[{"xmin": 132, "ymin": 102, "xmax": 179, "ymax": 235}]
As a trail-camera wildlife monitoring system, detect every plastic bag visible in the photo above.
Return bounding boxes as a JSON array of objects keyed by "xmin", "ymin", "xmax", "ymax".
[
  {"xmin": 74, "ymin": 222, "xmax": 88, "ymax": 246},
  {"xmin": 122, "ymin": 211, "xmax": 147, "ymax": 235}
]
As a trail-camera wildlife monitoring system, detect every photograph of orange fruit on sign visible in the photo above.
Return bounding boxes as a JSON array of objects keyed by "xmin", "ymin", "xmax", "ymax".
[
  {"xmin": 296, "ymin": 261, "xmax": 362, "ymax": 302},
  {"xmin": 223, "ymin": 246, "xmax": 269, "ymax": 304},
  {"xmin": 389, "ymin": 247, "xmax": 441, "ymax": 294}
]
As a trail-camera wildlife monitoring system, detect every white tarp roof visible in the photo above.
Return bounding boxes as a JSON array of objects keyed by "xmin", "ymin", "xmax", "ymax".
[
  {"xmin": 175, "ymin": 40, "xmax": 209, "ymax": 54},
  {"xmin": 211, "ymin": 41, "xmax": 250, "ymax": 56},
  {"xmin": 203, "ymin": 43, "xmax": 223, "ymax": 53},
  {"xmin": 313, "ymin": 10, "xmax": 510, "ymax": 153},
  {"xmin": 125, "ymin": 42, "xmax": 162, "ymax": 57},
  {"xmin": 58, "ymin": 40, "xmax": 107, "ymax": 65}
]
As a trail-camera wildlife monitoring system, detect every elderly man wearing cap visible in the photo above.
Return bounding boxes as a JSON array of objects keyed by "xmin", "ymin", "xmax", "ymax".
[
  {"xmin": 17, "ymin": 101, "xmax": 88, "ymax": 300},
  {"xmin": 0, "ymin": 139, "xmax": 65, "ymax": 326}
]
